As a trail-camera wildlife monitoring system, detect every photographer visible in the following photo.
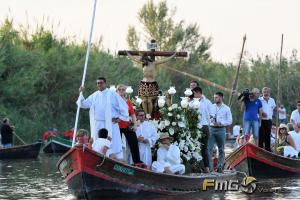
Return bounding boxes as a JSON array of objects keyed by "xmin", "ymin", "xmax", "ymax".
[{"xmin": 240, "ymin": 88, "xmax": 262, "ymax": 145}]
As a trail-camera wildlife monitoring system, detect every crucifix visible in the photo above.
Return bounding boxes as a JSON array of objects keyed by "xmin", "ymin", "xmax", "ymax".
[{"xmin": 118, "ymin": 39, "xmax": 187, "ymax": 116}]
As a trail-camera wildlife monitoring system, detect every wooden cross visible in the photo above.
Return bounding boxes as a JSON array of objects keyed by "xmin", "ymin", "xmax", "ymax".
[
  {"xmin": 118, "ymin": 39, "xmax": 187, "ymax": 61},
  {"xmin": 118, "ymin": 39, "xmax": 187, "ymax": 116}
]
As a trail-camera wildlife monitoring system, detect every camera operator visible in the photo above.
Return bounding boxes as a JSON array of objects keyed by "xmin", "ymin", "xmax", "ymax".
[{"xmin": 240, "ymin": 88, "xmax": 262, "ymax": 146}]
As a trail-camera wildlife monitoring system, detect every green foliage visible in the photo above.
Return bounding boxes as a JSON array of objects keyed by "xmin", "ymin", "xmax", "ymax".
[
  {"xmin": 127, "ymin": 0, "xmax": 212, "ymax": 62},
  {"xmin": 1, "ymin": 13, "xmax": 299, "ymax": 147}
]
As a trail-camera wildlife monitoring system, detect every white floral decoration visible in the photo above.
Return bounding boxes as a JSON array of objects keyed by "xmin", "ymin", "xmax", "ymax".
[{"xmin": 125, "ymin": 86, "xmax": 133, "ymax": 94}]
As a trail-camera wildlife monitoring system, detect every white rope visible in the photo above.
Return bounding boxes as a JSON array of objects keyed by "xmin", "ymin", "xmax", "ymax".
[{"xmin": 72, "ymin": 0, "xmax": 98, "ymax": 147}]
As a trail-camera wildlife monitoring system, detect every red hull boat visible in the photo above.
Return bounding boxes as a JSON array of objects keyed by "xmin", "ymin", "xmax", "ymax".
[
  {"xmin": 57, "ymin": 145, "xmax": 239, "ymax": 199},
  {"xmin": 225, "ymin": 143, "xmax": 300, "ymax": 178}
]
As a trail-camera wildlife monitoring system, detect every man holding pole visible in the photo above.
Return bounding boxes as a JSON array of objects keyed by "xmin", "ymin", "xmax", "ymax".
[
  {"xmin": 1, "ymin": 118, "xmax": 14, "ymax": 148},
  {"xmin": 77, "ymin": 77, "xmax": 129, "ymax": 160}
]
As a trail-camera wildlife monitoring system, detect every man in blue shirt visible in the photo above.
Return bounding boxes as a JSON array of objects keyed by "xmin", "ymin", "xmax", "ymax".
[{"xmin": 240, "ymin": 88, "xmax": 262, "ymax": 145}]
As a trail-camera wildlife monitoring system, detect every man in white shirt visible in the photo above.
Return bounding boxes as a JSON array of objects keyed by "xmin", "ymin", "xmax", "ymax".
[
  {"xmin": 278, "ymin": 105, "xmax": 287, "ymax": 124},
  {"xmin": 289, "ymin": 123, "xmax": 300, "ymax": 155},
  {"xmin": 290, "ymin": 101, "xmax": 300, "ymax": 126},
  {"xmin": 77, "ymin": 77, "xmax": 129, "ymax": 160},
  {"xmin": 152, "ymin": 133, "xmax": 185, "ymax": 174},
  {"xmin": 191, "ymin": 86, "xmax": 213, "ymax": 173},
  {"xmin": 136, "ymin": 110, "xmax": 159, "ymax": 167},
  {"xmin": 208, "ymin": 92, "xmax": 232, "ymax": 173},
  {"xmin": 258, "ymin": 87, "xmax": 276, "ymax": 152}
]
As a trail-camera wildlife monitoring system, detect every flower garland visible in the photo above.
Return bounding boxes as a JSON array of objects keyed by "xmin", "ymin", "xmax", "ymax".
[{"xmin": 151, "ymin": 102, "xmax": 203, "ymax": 172}]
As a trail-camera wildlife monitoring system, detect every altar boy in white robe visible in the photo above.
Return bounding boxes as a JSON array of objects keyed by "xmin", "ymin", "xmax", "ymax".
[
  {"xmin": 77, "ymin": 77, "xmax": 129, "ymax": 160},
  {"xmin": 152, "ymin": 133, "xmax": 185, "ymax": 175},
  {"xmin": 136, "ymin": 110, "xmax": 159, "ymax": 167}
]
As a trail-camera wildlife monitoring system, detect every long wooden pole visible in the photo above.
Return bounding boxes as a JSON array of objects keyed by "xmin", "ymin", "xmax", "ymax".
[
  {"xmin": 275, "ymin": 34, "xmax": 284, "ymax": 151},
  {"xmin": 13, "ymin": 131, "xmax": 26, "ymax": 145},
  {"xmin": 228, "ymin": 34, "xmax": 246, "ymax": 107},
  {"xmin": 164, "ymin": 66, "xmax": 240, "ymax": 95},
  {"xmin": 72, "ymin": 0, "xmax": 98, "ymax": 147}
]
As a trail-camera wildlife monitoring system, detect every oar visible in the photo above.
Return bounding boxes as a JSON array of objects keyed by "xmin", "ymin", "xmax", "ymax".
[
  {"xmin": 164, "ymin": 66, "xmax": 240, "ymax": 95},
  {"xmin": 13, "ymin": 131, "xmax": 26, "ymax": 145},
  {"xmin": 72, "ymin": 0, "xmax": 98, "ymax": 147},
  {"xmin": 275, "ymin": 34, "xmax": 284, "ymax": 153},
  {"xmin": 228, "ymin": 34, "xmax": 246, "ymax": 108}
]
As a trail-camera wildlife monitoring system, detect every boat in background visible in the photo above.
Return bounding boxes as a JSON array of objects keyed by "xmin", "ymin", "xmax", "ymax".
[
  {"xmin": 57, "ymin": 145, "xmax": 240, "ymax": 199},
  {"xmin": 225, "ymin": 143, "xmax": 300, "ymax": 178},
  {"xmin": 0, "ymin": 142, "xmax": 42, "ymax": 159},
  {"xmin": 43, "ymin": 136, "xmax": 72, "ymax": 154}
]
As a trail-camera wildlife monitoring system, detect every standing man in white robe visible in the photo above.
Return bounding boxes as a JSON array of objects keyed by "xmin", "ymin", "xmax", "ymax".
[
  {"xmin": 136, "ymin": 110, "xmax": 159, "ymax": 167},
  {"xmin": 77, "ymin": 77, "xmax": 129, "ymax": 160},
  {"xmin": 152, "ymin": 133, "xmax": 185, "ymax": 175}
]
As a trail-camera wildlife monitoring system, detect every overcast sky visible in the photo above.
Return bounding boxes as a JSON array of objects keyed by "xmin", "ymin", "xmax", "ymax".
[{"xmin": 1, "ymin": 0, "xmax": 299, "ymax": 63}]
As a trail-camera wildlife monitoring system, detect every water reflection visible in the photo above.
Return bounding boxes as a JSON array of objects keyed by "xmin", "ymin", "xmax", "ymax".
[
  {"xmin": 0, "ymin": 154, "xmax": 74, "ymax": 200},
  {"xmin": 0, "ymin": 142, "xmax": 299, "ymax": 200}
]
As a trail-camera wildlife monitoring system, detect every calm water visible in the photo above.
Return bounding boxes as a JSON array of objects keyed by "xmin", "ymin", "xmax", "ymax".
[{"xmin": 0, "ymin": 142, "xmax": 299, "ymax": 200}]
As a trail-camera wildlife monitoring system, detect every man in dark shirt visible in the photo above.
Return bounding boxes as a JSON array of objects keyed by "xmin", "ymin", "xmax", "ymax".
[{"xmin": 1, "ymin": 118, "xmax": 13, "ymax": 148}]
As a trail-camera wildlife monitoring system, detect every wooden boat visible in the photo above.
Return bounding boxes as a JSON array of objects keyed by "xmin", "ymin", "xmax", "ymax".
[
  {"xmin": 0, "ymin": 142, "xmax": 42, "ymax": 159},
  {"xmin": 57, "ymin": 145, "xmax": 240, "ymax": 199},
  {"xmin": 225, "ymin": 143, "xmax": 300, "ymax": 178},
  {"xmin": 43, "ymin": 136, "xmax": 72, "ymax": 154}
]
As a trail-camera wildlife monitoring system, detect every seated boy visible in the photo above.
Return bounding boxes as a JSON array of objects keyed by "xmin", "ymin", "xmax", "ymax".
[
  {"xmin": 152, "ymin": 133, "xmax": 185, "ymax": 175},
  {"xmin": 92, "ymin": 128, "xmax": 115, "ymax": 158}
]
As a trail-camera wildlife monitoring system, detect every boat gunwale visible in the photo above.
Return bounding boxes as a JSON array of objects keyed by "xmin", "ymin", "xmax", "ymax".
[{"xmin": 57, "ymin": 144, "xmax": 237, "ymax": 180}]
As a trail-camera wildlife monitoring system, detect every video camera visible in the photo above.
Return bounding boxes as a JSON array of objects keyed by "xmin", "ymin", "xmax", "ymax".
[{"xmin": 238, "ymin": 89, "xmax": 253, "ymax": 102}]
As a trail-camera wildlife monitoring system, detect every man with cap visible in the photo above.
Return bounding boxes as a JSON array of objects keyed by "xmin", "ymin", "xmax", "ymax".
[{"xmin": 152, "ymin": 133, "xmax": 185, "ymax": 175}]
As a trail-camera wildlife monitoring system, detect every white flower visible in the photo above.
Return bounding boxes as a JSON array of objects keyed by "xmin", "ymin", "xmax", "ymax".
[
  {"xmin": 197, "ymin": 124, "xmax": 203, "ymax": 129},
  {"xmin": 135, "ymin": 96, "xmax": 142, "ymax": 104},
  {"xmin": 110, "ymin": 85, "xmax": 116, "ymax": 92},
  {"xmin": 193, "ymin": 152, "xmax": 203, "ymax": 161},
  {"xmin": 178, "ymin": 122, "xmax": 185, "ymax": 128},
  {"xmin": 172, "ymin": 122, "xmax": 176, "ymax": 126},
  {"xmin": 146, "ymin": 114, "xmax": 151, "ymax": 119},
  {"xmin": 189, "ymin": 144, "xmax": 196, "ymax": 151},
  {"xmin": 184, "ymin": 146, "xmax": 188, "ymax": 152},
  {"xmin": 158, "ymin": 96, "xmax": 166, "ymax": 108},
  {"xmin": 176, "ymin": 114, "xmax": 180, "ymax": 119},
  {"xmin": 125, "ymin": 86, "xmax": 133, "ymax": 94},
  {"xmin": 179, "ymin": 140, "xmax": 185, "ymax": 149},
  {"xmin": 165, "ymin": 120, "xmax": 170, "ymax": 126},
  {"xmin": 157, "ymin": 121, "xmax": 166, "ymax": 130},
  {"xmin": 172, "ymin": 104, "xmax": 178, "ymax": 109},
  {"xmin": 168, "ymin": 86, "xmax": 176, "ymax": 95},
  {"xmin": 184, "ymin": 154, "xmax": 191, "ymax": 161},
  {"xmin": 180, "ymin": 97, "xmax": 189, "ymax": 108},
  {"xmin": 167, "ymin": 113, "xmax": 173, "ymax": 117},
  {"xmin": 169, "ymin": 128, "xmax": 175, "ymax": 135},
  {"xmin": 168, "ymin": 107, "xmax": 173, "ymax": 111},
  {"xmin": 184, "ymin": 88, "xmax": 193, "ymax": 96},
  {"xmin": 188, "ymin": 101, "xmax": 194, "ymax": 108}
]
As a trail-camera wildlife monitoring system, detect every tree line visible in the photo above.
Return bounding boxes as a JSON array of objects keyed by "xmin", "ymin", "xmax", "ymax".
[{"xmin": 0, "ymin": 0, "xmax": 299, "ymax": 143}]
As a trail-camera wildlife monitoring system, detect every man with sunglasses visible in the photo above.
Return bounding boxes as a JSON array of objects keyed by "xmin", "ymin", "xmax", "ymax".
[
  {"xmin": 77, "ymin": 77, "xmax": 129, "ymax": 160},
  {"xmin": 290, "ymin": 101, "xmax": 300, "ymax": 126}
]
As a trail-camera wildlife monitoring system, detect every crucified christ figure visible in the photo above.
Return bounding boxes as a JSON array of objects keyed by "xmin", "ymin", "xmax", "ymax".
[
  {"xmin": 126, "ymin": 51, "xmax": 176, "ymax": 115},
  {"xmin": 118, "ymin": 40, "xmax": 187, "ymax": 116}
]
